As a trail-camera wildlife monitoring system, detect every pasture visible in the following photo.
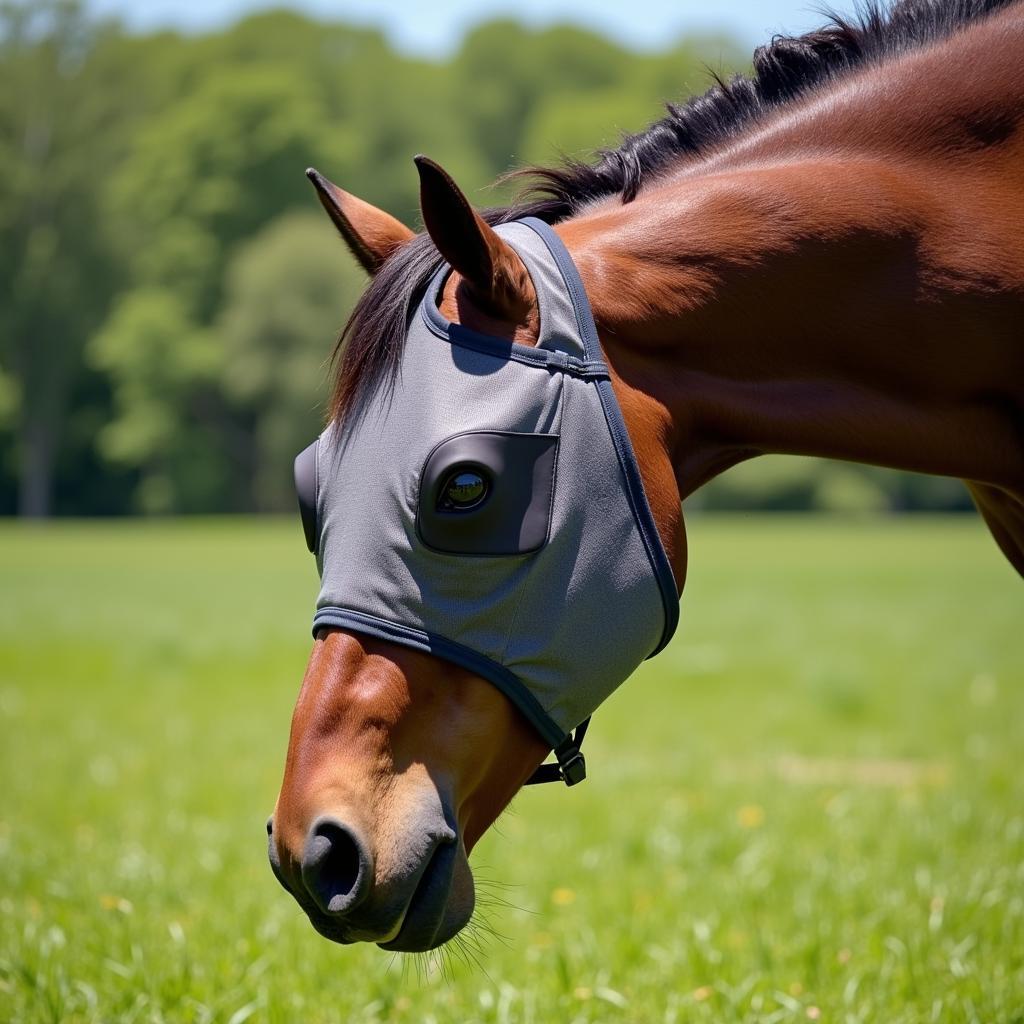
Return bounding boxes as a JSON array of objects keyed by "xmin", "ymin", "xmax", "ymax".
[{"xmin": 1, "ymin": 515, "xmax": 1022, "ymax": 1023}]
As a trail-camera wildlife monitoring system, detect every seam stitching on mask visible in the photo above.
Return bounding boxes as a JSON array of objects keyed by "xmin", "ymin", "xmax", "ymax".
[{"xmin": 497, "ymin": 375, "xmax": 566, "ymax": 666}]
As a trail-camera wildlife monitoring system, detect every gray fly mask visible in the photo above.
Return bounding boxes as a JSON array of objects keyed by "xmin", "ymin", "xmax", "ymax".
[{"xmin": 294, "ymin": 217, "xmax": 678, "ymax": 786}]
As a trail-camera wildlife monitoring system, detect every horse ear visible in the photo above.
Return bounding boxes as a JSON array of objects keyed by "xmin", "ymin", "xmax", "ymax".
[
  {"xmin": 414, "ymin": 155, "xmax": 534, "ymax": 320},
  {"xmin": 306, "ymin": 167, "xmax": 414, "ymax": 275}
]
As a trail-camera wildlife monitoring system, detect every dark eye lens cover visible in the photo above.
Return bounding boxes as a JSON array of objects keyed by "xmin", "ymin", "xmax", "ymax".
[
  {"xmin": 417, "ymin": 431, "xmax": 558, "ymax": 555},
  {"xmin": 438, "ymin": 467, "xmax": 491, "ymax": 511},
  {"xmin": 294, "ymin": 439, "xmax": 319, "ymax": 554}
]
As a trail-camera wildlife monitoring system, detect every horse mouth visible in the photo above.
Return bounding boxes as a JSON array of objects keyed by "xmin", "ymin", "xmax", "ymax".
[
  {"xmin": 377, "ymin": 840, "xmax": 471, "ymax": 952},
  {"xmin": 294, "ymin": 839, "xmax": 471, "ymax": 952}
]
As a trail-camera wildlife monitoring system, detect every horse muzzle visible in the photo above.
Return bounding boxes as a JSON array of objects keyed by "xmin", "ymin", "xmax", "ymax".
[{"xmin": 267, "ymin": 807, "xmax": 475, "ymax": 952}]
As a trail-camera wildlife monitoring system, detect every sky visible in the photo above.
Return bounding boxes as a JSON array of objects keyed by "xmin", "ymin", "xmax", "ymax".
[{"xmin": 84, "ymin": 0, "xmax": 847, "ymax": 56}]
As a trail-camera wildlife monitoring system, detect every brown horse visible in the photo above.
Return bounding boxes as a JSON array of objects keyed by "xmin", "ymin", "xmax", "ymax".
[{"xmin": 269, "ymin": 0, "xmax": 1024, "ymax": 952}]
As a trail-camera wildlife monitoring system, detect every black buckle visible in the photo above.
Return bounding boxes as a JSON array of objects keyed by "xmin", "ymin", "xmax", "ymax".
[
  {"xmin": 558, "ymin": 749, "xmax": 587, "ymax": 786},
  {"xmin": 524, "ymin": 717, "xmax": 590, "ymax": 787}
]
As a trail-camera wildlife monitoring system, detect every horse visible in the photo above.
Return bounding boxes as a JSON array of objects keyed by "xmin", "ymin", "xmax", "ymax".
[{"xmin": 268, "ymin": 0, "xmax": 1024, "ymax": 952}]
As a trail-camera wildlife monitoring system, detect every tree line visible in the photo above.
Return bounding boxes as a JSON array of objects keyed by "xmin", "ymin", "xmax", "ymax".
[{"xmin": 0, "ymin": 1, "xmax": 972, "ymax": 516}]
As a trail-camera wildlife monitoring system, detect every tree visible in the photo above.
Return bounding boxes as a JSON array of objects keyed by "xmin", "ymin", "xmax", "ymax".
[
  {"xmin": 0, "ymin": 5, "xmax": 965, "ymax": 516},
  {"xmin": 88, "ymin": 287, "xmax": 223, "ymax": 513},
  {"xmin": 217, "ymin": 211, "xmax": 366, "ymax": 511},
  {"xmin": 0, "ymin": 1, "xmax": 124, "ymax": 515},
  {"xmin": 452, "ymin": 21, "xmax": 627, "ymax": 176}
]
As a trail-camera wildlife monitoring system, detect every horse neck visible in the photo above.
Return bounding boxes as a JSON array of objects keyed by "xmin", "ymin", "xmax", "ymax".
[{"xmin": 560, "ymin": 6, "xmax": 1024, "ymax": 500}]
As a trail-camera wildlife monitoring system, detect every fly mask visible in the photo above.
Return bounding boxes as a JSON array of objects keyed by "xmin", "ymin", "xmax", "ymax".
[{"xmin": 294, "ymin": 217, "xmax": 679, "ymax": 785}]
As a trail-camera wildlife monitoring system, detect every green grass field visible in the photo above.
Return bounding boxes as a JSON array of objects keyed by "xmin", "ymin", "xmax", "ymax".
[{"xmin": 1, "ymin": 516, "xmax": 1022, "ymax": 1023}]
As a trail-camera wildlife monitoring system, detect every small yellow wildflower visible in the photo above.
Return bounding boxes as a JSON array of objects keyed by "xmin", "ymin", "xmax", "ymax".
[{"xmin": 737, "ymin": 804, "xmax": 765, "ymax": 828}]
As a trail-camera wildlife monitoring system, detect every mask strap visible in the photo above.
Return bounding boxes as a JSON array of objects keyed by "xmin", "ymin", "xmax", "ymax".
[{"xmin": 524, "ymin": 717, "xmax": 590, "ymax": 787}]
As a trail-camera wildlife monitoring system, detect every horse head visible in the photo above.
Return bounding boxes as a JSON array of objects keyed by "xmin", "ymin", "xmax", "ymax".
[{"xmin": 268, "ymin": 158, "xmax": 684, "ymax": 951}]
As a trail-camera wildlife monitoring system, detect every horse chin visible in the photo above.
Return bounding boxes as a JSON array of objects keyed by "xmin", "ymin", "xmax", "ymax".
[
  {"xmin": 377, "ymin": 840, "xmax": 476, "ymax": 952},
  {"xmin": 296, "ymin": 835, "xmax": 476, "ymax": 952}
]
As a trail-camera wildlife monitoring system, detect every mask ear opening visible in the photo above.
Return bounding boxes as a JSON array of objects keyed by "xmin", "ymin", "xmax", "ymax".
[{"xmin": 294, "ymin": 440, "xmax": 320, "ymax": 554}]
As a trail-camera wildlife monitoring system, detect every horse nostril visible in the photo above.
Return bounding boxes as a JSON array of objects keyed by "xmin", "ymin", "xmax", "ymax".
[
  {"xmin": 266, "ymin": 815, "xmax": 293, "ymax": 894},
  {"xmin": 301, "ymin": 817, "xmax": 372, "ymax": 915}
]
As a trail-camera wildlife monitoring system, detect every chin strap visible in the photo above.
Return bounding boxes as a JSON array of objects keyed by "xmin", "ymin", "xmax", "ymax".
[{"xmin": 524, "ymin": 717, "xmax": 590, "ymax": 787}]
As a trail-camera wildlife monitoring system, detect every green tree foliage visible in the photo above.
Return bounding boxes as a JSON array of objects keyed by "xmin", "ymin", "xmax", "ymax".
[
  {"xmin": 217, "ymin": 212, "xmax": 365, "ymax": 511},
  {"xmin": 0, "ymin": 2, "xmax": 132, "ymax": 514},
  {"xmin": 0, "ymin": 2, "xmax": 974, "ymax": 515},
  {"xmin": 89, "ymin": 287, "xmax": 221, "ymax": 513},
  {"xmin": 452, "ymin": 21, "xmax": 625, "ymax": 174}
]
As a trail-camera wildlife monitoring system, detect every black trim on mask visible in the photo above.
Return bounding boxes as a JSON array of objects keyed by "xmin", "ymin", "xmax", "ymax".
[
  {"xmin": 517, "ymin": 217, "xmax": 680, "ymax": 656},
  {"xmin": 310, "ymin": 606, "xmax": 568, "ymax": 750}
]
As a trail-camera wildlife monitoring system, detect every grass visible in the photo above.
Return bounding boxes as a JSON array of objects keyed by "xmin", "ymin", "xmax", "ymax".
[{"xmin": 0, "ymin": 515, "xmax": 1022, "ymax": 1023}]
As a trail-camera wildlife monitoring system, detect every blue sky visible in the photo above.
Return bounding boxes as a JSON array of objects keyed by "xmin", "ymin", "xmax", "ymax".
[{"xmin": 85, "ymin": 0, "xmax": 848, "ymax": 56}]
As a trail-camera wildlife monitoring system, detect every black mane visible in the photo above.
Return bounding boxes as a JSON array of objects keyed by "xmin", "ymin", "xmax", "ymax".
[{"xmin": 330, "ymin": 0, "xmax": 1015, "ymax": 420}]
